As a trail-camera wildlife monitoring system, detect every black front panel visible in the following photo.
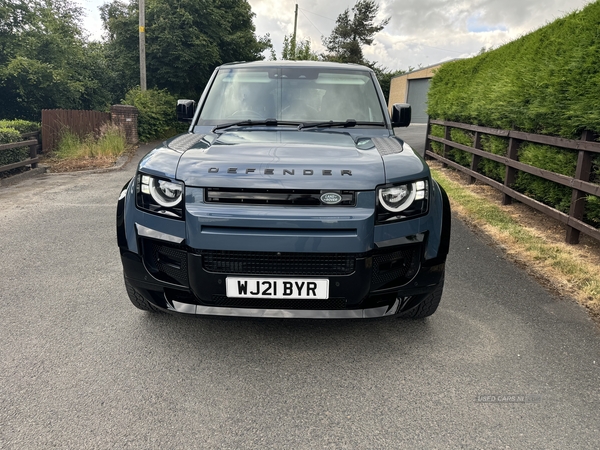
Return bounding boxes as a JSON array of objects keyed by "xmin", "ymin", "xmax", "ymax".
[
  {"xmin": 201, "ymin": 250, "xmax": 357, "ymax": 276},
  {"xmin": 135, "ymin": 241, "xmax": 422, "ymax": 308}
]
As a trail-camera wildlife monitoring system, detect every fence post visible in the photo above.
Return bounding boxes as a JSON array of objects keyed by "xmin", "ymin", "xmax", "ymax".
[
  {"xmin": 502, "ymin": 137, "xmax": 521, "ymax": 205},
  {"xmin": 442, "ymin": 124, "xmax": 451, "ymax": 168},
  {"xmin": 424, "ymin": 117, "xmax": 431, "ymax": 159},
  {"xmin": 29, "ymin": 141, "xmax": 38, "ymax": 169},
  {"xmin": 470, "ymin": 131, "xmax": 482, "ymax": 184},
  {"xmin": 565, "ymin": 130, "xmax": 594, "ymax": 244}
]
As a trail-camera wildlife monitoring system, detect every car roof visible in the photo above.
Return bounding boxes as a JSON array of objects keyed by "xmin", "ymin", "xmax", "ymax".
[{"xmin": 217, "ymin": 60, "xmax": 374, "ymax": 73}]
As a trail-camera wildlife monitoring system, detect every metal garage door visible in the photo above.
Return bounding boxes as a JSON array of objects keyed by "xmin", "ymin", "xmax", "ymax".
[{"xmin": 406, "ymin": 78, "xmax": 431, "ymax": 124}]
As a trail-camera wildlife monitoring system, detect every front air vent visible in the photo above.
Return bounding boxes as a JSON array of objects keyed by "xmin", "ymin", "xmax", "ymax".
[
  {"xmin": 205, "ymin": 188, "xmax": 355, "ymax": 206},
  {"xmin": 201, "ymin": 250, "xmax": 356, "ymax": 276}
]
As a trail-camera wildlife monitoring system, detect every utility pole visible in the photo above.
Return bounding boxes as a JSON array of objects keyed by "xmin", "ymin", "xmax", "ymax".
[
  {"xmin": 291, "ymin": 3, "xmax": 298, "ymax": 60},
  {"xmin": 139, "ymin": 0, "xmax": 146, "ymax": 91}
]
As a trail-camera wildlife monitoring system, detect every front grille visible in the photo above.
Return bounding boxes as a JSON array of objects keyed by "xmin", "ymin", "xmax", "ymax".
[
  {"xmin": 142, "ymin": 240, "xmax": 189, "ymax": 286},
  {"xmin": 201, "ymin": 250, "xmax": 356, "ymax": 275},
  {"xmin": 205, "ymin": 188, "xmax": 355, "ymax": 206},
  {"xmin": 211, "ymin": 295, "xmax": 347, "ymax": 310},
  {"xmin": 371, "ymin": 246, "xmax": 420, "ymax": 289}
]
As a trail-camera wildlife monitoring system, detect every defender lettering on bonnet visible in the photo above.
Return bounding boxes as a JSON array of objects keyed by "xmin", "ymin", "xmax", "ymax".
[{"xmin": 207, "ymin": 168, "xmax": 352, "ymax": 176}]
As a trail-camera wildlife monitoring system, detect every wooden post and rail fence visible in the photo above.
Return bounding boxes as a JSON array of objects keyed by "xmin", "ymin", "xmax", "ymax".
[
  {"xmin": 425, "ymin": 118, "xmax": 600, "ymax": 245},
  {"xmin": 0, "ymin": 131, "xmax": 42, "ymax": 174}
]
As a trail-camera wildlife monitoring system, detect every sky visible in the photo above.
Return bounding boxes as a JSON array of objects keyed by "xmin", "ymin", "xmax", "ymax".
[{"xmin": 75, "ymin": 0, "xmax": 594, "ymax": 72}]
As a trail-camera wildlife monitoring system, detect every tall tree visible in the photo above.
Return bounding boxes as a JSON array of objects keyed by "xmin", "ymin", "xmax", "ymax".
[
  {"xmin": 322, "ymin": 0, "xmax": 389, "ymax": 65},
  {"xmin": 281, "ymin": 34, "xmax": 318, "ymax": 61},
  {"xmin": 101, "ymin": 0, "xmax": 271, "ymax": 101},
  {"xmin": 0, "ymin": 0, "xmax": 113, "ymax": 120}
]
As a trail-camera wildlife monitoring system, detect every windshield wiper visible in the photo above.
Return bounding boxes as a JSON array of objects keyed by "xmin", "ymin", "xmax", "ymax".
[
  {"xmin": 212, "ymin": 119, "xmax": 302, "ymax": 133},
  {"xmin": 298, "ymin": 120, "xmax": 385, "ymax": 131}
]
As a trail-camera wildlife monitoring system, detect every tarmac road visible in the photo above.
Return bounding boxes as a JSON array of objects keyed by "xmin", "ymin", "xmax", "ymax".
[{"xmin": 0, "ymin": 134, "xmax": 599, "ymax": 449}]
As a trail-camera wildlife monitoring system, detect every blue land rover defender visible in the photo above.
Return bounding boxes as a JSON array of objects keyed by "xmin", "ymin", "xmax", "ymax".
[{"xmin": 117, "ymin": 61, "xmax": 451, "ymax": 319}]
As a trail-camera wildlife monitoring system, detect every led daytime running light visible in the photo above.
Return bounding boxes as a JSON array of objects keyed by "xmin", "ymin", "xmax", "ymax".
[{"xmin": 140, "ymin": 174, "xmax": 183, "ymax": 208}]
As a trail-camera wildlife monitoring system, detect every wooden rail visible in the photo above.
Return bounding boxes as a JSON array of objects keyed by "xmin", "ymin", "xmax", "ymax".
[
  {"xmin": 425, "ymin": 119, "xmax": 600, "ymax": 244},
  {"xmin": 0, "ymin": 131, "xmax": 42, "ymax": 174}
]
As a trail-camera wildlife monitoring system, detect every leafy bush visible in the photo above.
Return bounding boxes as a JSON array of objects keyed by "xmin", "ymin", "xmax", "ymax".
[
  {"xmin": 122, "ymin": 87, "xmax": 180, "ymax": 142},
  {"xmin": 0, "ymin": 127, "xmax": 29, "ymax": 169},
  {"xmin": 586, "ymin": 196, "xmax": 600, "ymax": 225},
  {"xmin": 0, "ymin": 119, "xmax": 40, "ymax": 134}
]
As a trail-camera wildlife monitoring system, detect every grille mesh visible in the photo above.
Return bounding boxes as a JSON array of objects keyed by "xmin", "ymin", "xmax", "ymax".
[
  {"xmin": 211, "ymin": 295, "xmax": 347, "ymax": 310},
  {"xmin": 202, "ymin": 251, "xmax": 356, "ymax": 276},
  {"xmin": 371, "ymin": 247, "xmax": 420, "ymax": 287},
  {"xmin": 143, "ymin": 240, "xmax": 189, "ymax": 286}
]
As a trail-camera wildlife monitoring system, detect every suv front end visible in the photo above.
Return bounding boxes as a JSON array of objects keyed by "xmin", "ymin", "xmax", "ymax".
[{"xmin": 117, "ymin": 61, "xmax": 450, "ymax": 319}]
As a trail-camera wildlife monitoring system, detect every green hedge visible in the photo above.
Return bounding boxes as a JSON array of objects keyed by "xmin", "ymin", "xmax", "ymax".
[
  {"xmin": 0, "ymin": 119, "xmax": 40, "ymax": 134},
  {"xmin": 122, "ymin": 87, "xmax": 183, "ymax": 142},
  {"xmin": 428, "ymin": 1, "xmax": 600, "ymax": 139},
  {"xmin": 427, "ymin": 1, "xmax": 600, "ymax": 228}
]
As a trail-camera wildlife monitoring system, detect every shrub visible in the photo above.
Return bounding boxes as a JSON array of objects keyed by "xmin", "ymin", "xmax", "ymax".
[
  {"xmin": 0, "ymin": 127, "xmax": 29, "ymax": 169},
  {"xmin": 122, "ymin": 87, "xmax": 180, "ymax": 142},
  {"xmin": 586, "ymin": 196, "xmax": 600, "ymax": 225},
  {"xmin": 0, "ymin": 119, "xmax": 40, "ymax": 134}
]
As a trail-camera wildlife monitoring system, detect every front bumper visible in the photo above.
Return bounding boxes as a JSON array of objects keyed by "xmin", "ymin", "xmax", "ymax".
[
  {"xmin": 118, "ymin": 178, "xmax": 450, "ymax": 318},
  {"xmin": 121, "ymin": 243, "xmax": 445, "ymax": 318}
]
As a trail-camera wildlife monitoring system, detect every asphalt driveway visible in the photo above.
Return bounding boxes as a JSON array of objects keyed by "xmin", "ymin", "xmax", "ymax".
[{"xmin": 0, "ymin": 138, "xmax": 599, "ymax": 448}]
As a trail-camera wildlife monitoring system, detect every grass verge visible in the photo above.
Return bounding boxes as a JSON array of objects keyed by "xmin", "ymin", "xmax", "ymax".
[
  {"xmin": 431, "ymin": 165, "xmax": 600, "ymax": 320},
  {"xmin": 44, "ymin": 124, "xmax": 130, "ymax": 172}
]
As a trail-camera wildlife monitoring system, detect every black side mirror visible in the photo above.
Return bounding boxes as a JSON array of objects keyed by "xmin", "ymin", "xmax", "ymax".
[
  {"xmin": 177, "ymin": 99, "xmax": 196, "ymax": 122},
  {"xmin": 391, "ymin": 103, "xmax": 411, "ymax": 127}
]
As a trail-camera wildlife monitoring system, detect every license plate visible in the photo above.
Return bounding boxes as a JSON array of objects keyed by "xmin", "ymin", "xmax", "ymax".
[{"xmin": 226, "ymin": 278, "xmax": 329, "ymax": 299}]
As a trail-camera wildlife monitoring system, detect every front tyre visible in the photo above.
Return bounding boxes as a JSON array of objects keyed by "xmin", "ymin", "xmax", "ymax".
[
  {"xmin": 124, "ymin": 279, "xmax": 162, "ymax": 313},
  {"xmin": 399, "ymin": 275, "xmax": 444, "ymax": 319}
]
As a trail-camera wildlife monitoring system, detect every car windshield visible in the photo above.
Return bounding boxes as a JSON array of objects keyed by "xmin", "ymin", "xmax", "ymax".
[{"xmin": 198, "ymin": 67, "xmax": 385, "ymax": 125}]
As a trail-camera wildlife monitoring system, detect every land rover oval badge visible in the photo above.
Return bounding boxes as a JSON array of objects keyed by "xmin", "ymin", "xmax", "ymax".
[{"xmin": 320, "ymin": 192, "xmax": 342, "ymax": 205}]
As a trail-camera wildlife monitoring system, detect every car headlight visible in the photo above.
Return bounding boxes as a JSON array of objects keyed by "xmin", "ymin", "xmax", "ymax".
[
  {"xmin": 136, "ymin": 173, "xmax": 184, "ymax": 218},
  {"xmin": 377, "ymin": 180, "xmax": 428, "ymax": 223}
]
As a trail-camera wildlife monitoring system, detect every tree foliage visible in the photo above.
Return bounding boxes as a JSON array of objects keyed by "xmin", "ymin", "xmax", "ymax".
[
  {"xmin": 101, "ymin": 0, "xmax": 271, "ymax": 101},
  {"xmin": 280, "ymin": 34, "xmax": 318, "ymax": 61},
  {"xmin": 322, "ymin": 0, "xmax": 389, "ymax": 65},
  {"xmin": 122, "ymin": 87, "xmax": 180, "ymax": 142},
  {"xmin": 0, "ymin": 0, "xmax": 113, "ymax": 120}
]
